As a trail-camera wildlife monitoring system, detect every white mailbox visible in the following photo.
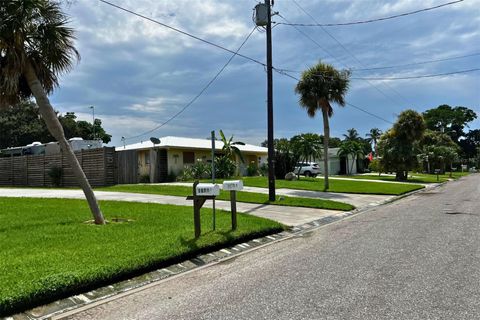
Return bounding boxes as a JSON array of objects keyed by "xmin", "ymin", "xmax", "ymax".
[
  {"xmin": 222, "ymin": 180, "xmax": 244, "ymax": 191},
  {"xmin": 195, "ymin": 183, "xmax": 220, "ymax": 196}
]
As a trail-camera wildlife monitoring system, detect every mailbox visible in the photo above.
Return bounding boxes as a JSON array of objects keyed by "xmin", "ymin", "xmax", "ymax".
[
  {"xmin": 195, "ymin": 183, "xmax": 220, "ymax": 196},
  {"xmin": 222, "ymin": 180, "xmax": 244, "ymax": 191}
]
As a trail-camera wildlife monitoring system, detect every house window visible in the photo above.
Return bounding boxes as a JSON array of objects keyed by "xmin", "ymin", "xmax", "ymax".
[
  {"xmin": 145, "ymin": 153, "xmax": 150, "ymax": 165},
  {"xmin": 183, "ymin": 151, "xmax": 195, "ymax": 164}
]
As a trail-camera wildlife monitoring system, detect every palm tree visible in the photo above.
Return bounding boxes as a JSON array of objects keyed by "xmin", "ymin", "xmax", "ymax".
[
  {"xmin": 290, "ymin": 133, "xmax": 323, "ymax": 178},
  {"xmin": 343, "ymin": 128, "xmax": 359, "ymax": 141},
  {"xmin": 337, "ymin": 140, "xmax": 364, "ymax": 175},
  {"xmin": 366, "ymin": 128, "xmax": 382, "ymax": 157},
  {"xmin": 295, "ymin": 62, "xmax": 350, "ymax": 190},
  {"xmin": 0, "ymin": 1, "xmax": 105, "ymax": 224}
]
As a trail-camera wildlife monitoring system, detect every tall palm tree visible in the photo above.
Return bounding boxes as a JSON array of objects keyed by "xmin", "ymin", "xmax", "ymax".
[
  {"xmin": 295, "ymin": 62, "xmax": 350, "ymax": 190},
  {"xmin": 366, "ymin": 128, "xmax": 382, "ymax": 157},
  {"xmin": 0, "ymin": 0, "xmax": 105, "ymax": 224},
  {"xmin": 343, "ymin": 128, "xmax": 359, "ymax": 141}
]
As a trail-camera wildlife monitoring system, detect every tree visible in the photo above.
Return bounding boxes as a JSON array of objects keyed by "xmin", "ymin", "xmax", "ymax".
[
  {"xmin": 378, "ymin": 110, "xmax": 426, "ymax": 181},
  {"xmin": 458, "ymin": 129, "xmax": 480, "ymax": 160},
  {"xmin": 0, "ymin": 1, "xmax": 105, "ymax": 224},
  {"xmin": 337, "ymin": 140, "xmax": 364, "ymax": 175},
  {"xmin": 423, "ymin": 104, "xmax": 477, "ymax": 143},
  {"xmin": 219, "ymin": 130, "xmax": 245, "ymax": 163},
  {"xmin": 343, "ymin": 128, "xmax": 359, "ymax": 141},
  {"xmin": 0, "ymin": 101, "xmax": 111, "ymax": 148},
  {"xmin": 366, "ymin": 128, "xmax": 382, "ymax": 157},
  {"xmin": 290, "ymin": 133, "xmax": 322, "ymax": 178},
  {"xmin": 295, "ymin": 62, "xmax": 350, "ymax": 190}
]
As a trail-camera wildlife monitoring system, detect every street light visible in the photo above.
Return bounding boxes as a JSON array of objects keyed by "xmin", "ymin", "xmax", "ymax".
[{"xmin": 89, "ymin": 105, "xmax": 95, "ymax": 140}]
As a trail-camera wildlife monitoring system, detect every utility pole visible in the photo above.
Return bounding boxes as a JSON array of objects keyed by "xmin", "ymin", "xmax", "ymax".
[{"xmin": 265, "ymin": 0, "xmax": 275, "ymax": 201}]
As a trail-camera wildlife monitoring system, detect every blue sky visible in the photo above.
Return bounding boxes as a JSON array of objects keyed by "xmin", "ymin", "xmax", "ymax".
[{"xmin": 50, "ymin": 0, "xmax": 480, "ymax": 146}]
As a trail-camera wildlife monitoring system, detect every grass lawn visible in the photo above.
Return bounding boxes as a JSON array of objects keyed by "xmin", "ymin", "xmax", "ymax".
[
  {"xmin": 235, "ymin": 176, "xmax": 424, "ymax": 195},
  {"xmin": 0, "ymin": 197, "xmax": 284, "ymax": 316},
  {"xmin": 337, "ymin": 171, "xmax": 470, "ymax": 184},
  {"xmin": 98, "ymin": 185, "xmax": 354, "ymax": 211}
]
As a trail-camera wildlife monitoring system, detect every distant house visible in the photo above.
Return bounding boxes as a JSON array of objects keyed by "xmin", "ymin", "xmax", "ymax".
[{"xmin": 116, "ymin": 136, "xmax": 268, "ymax": 183}]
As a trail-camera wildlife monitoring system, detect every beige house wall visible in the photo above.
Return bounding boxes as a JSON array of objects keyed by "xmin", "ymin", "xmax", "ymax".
[{"xmin": 132, "ymin": 147, "xmax": 268, "ymax": 179}]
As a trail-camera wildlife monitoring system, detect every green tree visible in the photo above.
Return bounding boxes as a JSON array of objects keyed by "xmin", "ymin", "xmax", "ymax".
[
  {"xmin": 0, "ymin": 1, "xmax": 105, "ymax": 224},
  {"xmin": 378, "ymin": 110, "xmax": 426, "ymax": 181},
  {"xmin": 0, "ymin": 102, "xmax": 111, "ymax": 149},
  {"xmin": 423, "ymin": 104, "xmax": 477, "ymax": 143},
  {"xmin": 337, "ymin": 140, "xmax": 364, "ymax": 175},
  {"xmin": 366, "ymin": 128, "xmax": 382, "ymax": 157},
  {"xmin": 343, "ymin": 128, "xmax": 359, "ymax": 141},
  {"xmin": 291, "ymin": 133, "xmax": 323, "ymax": 178},
  {"xmin": 218, "ymin": 130, "xmax": 245, "ymax": 163},
  {"xmin": 295, "ymin": 62, "xmax": 350, "ymax": 189}
]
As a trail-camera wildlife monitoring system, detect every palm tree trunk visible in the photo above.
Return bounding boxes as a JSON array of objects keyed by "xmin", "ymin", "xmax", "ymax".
[
  {"xmin": 350, "ymin": 155, "xmax": 356, "ymax": 175},
  {"xmin": 322, "ymin": 108, "xmax": 329, "ymax": 190},
  {"xmin": 24, "ymin": 63, "xmax": 105, "ymax": 225}
]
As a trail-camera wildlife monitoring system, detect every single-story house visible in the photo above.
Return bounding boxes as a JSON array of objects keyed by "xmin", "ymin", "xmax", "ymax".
[
  {"xmin": 116, "ymin": 136, "xmax": 268, "ymax": 182},
  {"xmin": 315, "ymin": 148, "xmax": 359, "ymax": 175}
]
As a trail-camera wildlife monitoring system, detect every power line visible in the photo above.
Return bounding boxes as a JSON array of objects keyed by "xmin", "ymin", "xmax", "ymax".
[
  {"xmin": 285, "ymin": 1, "xmax": 409, "ymax": 107},
  {"xmin": 278, "ymin": 0, "xmax": 464, "ymax": 27},
  {"xmin": 352, "ymin": 68, "xmax": 480, "ymax": 80},
  {"xmin": 98, "ymin": 0, "xmax": 266, "ymax": 68},
  {"xmin": 123, "ymin": 27, "xmax": 257, "ymax": 141},
  {"xmin": 351, "ymin": 52, "xmax": 480, "ymax": 71},
  {"xmin": 272, "ymin": 69, "xmax": 394, "ymax": 125},
  {"xmin": 346, "ymin": 102, "xmax": 394, "ymax": 124}
]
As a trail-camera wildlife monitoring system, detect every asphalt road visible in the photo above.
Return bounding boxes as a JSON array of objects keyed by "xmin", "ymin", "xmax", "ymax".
[{"xmin": 64, "ymin": 174, "xmax": 480, "ymax": 320}]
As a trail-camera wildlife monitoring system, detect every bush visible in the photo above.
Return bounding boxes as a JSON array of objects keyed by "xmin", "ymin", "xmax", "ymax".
[
  {"xmin": 259, "ymin": 163, "xmax": 268, "ymax": 176},
  {"xmin": 165, "ymin": 171, "xmax": 177, "ymax": 182},
  {"xmin": 215, "ymin": 156, "xmax": 236, "ymax": 179},
  {"xmin": 368, "ymin": 158, "xmax": 383, "ymax": 173},
  {"xmin": 183, "ymin": 160, "xmax": 212, "ymax": 180},
  {"xmin": 139, "ymin": 174, "xmax": 150, "ymax": 183},
  {"xmin": 246, "ymin": 161, "xmax": 258, "ymax": 176},
  {"xmin": 47, "ymin": 166, "xmax": 63, "ymax": 187}
]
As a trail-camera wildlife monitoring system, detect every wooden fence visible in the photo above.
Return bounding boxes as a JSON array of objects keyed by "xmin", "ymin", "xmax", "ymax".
[{"xmin": 0, "ymin": 147, "xmax": 116, "ymax": 187}]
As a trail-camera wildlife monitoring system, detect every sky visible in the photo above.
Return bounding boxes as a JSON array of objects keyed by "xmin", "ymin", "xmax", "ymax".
[{"xmin": 50, "ymin": 0, "xmax": 480, "ymax": 147}]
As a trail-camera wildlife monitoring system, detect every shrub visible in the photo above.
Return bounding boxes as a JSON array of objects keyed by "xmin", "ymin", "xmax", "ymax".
[
  {"xmin": 139, "ymin": 174, "xmax": 150, "ymax": 183},
  {"xmin": 215, "ymin": 156, "xmax": 236, "ymax": 179},
  {"xmin": 246, "ymin": 161, "xmax": 258, "ymax": 176},
  {"xmin": 368, "ymin": 158, "xmax": 383, "ymax": 173},
  {"xmin": 259, "ymin": 163, "xmax": 268, "ymax": 176},
  {"xmin": 47, "ymin": 166, "xmax": 63, "ymax": 187},
  {"xmin": 183, "ymin": 160, "xmax": 212, "ymax": 180}
]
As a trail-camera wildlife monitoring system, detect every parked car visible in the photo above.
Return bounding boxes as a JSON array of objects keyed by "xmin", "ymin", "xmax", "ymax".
[{"xmin": 294, "ymin": 162, "xmax": 320, "ymax": 177}]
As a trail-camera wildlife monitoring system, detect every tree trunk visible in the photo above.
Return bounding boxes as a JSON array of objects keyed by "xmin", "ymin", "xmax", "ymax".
[
  {"xmin": 322, "ymin": 108, "xmax": 330, "ymax": 190},
  {"xmin": 350, "ymin": 155, "xmax": 356, "ymax": 175},
  {"xmin": 24, "ymin": 62, "xmax": 105, "ymax": 225}
]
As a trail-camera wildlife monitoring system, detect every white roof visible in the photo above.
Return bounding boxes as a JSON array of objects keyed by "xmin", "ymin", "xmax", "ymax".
[{"xmin": 116, "ymin": 136, "xmax": 268, "ymax": 154}]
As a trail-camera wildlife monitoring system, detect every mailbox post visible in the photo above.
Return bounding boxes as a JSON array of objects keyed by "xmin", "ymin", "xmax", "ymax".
[
  {"xmin": 186, "ymin": 181, "xmax": 219, "ymax": 238},
  {"xmin": 222, "ymin": 180, "xmax": 244, "ymax": 230}
]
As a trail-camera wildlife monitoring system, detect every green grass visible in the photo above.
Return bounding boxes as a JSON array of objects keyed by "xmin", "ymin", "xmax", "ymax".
[
  {"xmin": 98, "ymin": 185, "xmax": 354, "ymax": 211},
  {"xmin": 236, "ymin": 176, "xmax": 424, "ymax": 195},
  {"xmin": 335, "ymin": 171, "xmax": 470, "ymax": 184},
  {"xmin": 0, "ymin": 197, "xmax": 284, "ymax": 316}
]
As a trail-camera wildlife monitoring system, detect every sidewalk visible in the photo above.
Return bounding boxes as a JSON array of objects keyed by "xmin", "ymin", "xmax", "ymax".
[
  {"xmin": 0, "ymin": 188, "xmax": 340, "ymax": 226},
  {"xmin": 157, "ymin": 182, "xmax": 396, "ymax": 208}
]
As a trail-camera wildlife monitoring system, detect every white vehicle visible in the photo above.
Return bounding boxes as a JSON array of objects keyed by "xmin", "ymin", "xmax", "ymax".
[{"xmin": 294, "ymin": 162, "xmax": 320, "ymax": 177}]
